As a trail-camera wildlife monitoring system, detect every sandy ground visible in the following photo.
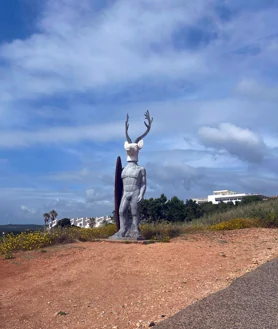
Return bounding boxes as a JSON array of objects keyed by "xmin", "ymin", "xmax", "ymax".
[{"xmin": 0, "ymin": 228, "xmax": 278, "ymax": 329}]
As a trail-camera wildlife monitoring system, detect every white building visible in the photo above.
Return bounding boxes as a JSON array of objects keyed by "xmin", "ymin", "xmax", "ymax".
[
  {"xmin": 70, "ymin": 217, "xmax": 91, "ymax": 228},
  {"xmin": 192, "ymin": 197, "xmax": 208, "ymax": 204},
  {"xmin": 48, "ymin": 216, "xmax": 112, "ymax": 229},
  {"xmin": 193, "ymin": 190, "xmax": 265, "ymax": 205}
]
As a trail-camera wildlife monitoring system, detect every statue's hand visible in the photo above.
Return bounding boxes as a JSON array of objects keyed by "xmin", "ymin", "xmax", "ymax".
[{"xmin": 137, "ymin": 195, "xmax": 143, "ymax": 203}]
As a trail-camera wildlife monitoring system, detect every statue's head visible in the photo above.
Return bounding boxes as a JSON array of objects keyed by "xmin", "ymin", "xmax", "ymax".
[
  {"xmin": 124, "ymin": 140, "xmax": 143, "ymax": 162},
  {"xmin": 124, "ymin": 111, "xmax": 153, "ymax": 162}
]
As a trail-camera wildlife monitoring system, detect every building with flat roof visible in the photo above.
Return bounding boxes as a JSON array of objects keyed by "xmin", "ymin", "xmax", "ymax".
[
  {"xmin": 48, "ymin": 215, "xmax": 112, "ymax": 229},
  {"xmin": 193, "ymin": 190, "xmax": 266, "ymax": 205},
  {"xmin": 192, "ymin": 197, "xmax": 208, "ymax": 204}
]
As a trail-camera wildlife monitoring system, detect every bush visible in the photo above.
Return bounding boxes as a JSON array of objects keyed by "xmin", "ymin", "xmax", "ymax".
[
  {"xmin": 55, "ymin": 218, "xmax": 71, "ymax": 228},
  {"xmin": 140, "ymin": 222, "xmax": 185, "ymax": 240},
  {"xmin": 0, "ymin": 231, "xmax": 53, "ymax": 259},
  {"xmin": 75, "ymin": 224, "xmax": 117, "ymax": 241},
  {"xmin": 210, "ymin": 218, "xmax": 259, "ymax": 230},
  {"xmin": 0, "ymin": 225, "xmax": 118, "ymax": 259}
]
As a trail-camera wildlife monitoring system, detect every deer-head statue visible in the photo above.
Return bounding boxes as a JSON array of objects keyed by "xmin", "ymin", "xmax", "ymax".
[{"xmin": 124, "ymin": 110, "xmax": 153, "ymax": 162}]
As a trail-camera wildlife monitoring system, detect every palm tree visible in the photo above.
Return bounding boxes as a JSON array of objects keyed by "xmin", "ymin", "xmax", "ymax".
[
  {"xmin": 43, "ymin": 213, "xmax": 50, "ymax": 228},
  {"xmin": 49, "ymin": 210, "xmax": 58, "ymax": 222},
  {"xmin": 89, "ymin": 217, "xmax": 96, "ymax": 228}
]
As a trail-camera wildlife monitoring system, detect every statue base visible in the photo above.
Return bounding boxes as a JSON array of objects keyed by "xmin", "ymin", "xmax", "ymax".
[
  {"xmin": 94, "ymin": 238, "xmax": 155, "ymax": 244},
  {"xmin": 109, "ymin": 235, "xmax": 146, "ymax": 241}
]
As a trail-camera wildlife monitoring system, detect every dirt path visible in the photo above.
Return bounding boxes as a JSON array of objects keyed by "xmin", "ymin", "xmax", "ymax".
[{"xmin": 1, "ymin": 228, "xmax": 278, "ymax": 329}]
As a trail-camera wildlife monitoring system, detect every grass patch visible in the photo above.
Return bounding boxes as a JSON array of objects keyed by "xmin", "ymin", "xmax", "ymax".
[
  {"xmin": 140, "ymin": 222, "xmax": 183, "ymax": 240},
  {"xmin": 139, "ymin": 222, "xmax": 204, "ymax": 241},
  {"xmin": 192, "ymin": 198, "xmax": 278, "ymax": 228}
]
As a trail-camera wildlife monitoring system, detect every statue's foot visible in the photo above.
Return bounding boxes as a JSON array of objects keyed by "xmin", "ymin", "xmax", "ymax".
[
  {"xmin": 109, "ymin": 230, "xmax": 126, "ymax": 240},
  {"xmin": 124, "ymin": 229, "xmax": 145, "ymax": 240},
  {"xmin": 109, "ymin": 229, "xmax": 145, "ymax": 240}
]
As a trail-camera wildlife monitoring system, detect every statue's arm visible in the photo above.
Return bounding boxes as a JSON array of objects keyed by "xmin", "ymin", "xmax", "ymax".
[{"xmin": 138, "ymin": 168, "xmax": 146, "ymax": 202}]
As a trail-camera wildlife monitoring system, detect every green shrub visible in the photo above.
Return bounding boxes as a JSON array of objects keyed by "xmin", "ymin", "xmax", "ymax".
[{"xmin": 56, "ymin": 218, "xmax": 71, "ymax": 227}]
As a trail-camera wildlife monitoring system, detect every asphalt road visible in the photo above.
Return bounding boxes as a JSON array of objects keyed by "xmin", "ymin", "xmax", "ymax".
[{"xmin": 156, "ymin": 257, "xmax": 278, "ymax": 329}]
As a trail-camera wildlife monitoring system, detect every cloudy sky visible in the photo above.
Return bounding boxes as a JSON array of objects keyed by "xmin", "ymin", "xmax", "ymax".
[{"xmin": 1, "ymin": 0, "xmax": 278, "ymax": 224}]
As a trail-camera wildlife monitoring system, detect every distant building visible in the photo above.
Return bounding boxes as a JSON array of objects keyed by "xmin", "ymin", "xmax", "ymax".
[
  {"xmin": 193, "ymin": 190, "xmax": 267, "ymax": 205},
  {"xmin": 192, "ymin": 197, "xmax": 208, "ymax": 204},
  {"xmin": 48, "ymin": 216, "xmax": 112, "ymax": 229}
]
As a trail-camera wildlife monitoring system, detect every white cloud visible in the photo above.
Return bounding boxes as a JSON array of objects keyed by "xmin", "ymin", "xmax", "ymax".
[
  {"xmin": 235, "ymin": 79, "xmax": 278, "ymax": 102},
  {"xmin": 20, "ymin": 205, "xmax": 37, "ymax": 214},
  {"xmin": 0, "ymin": 122, "xmax": 123, "ymax": 148},
  {"xmin": 0, "ymin": 0, "xmax": 210, "ymax": 103},
  {"xmin": 0, "ymin": 187, "xmax": 113, "ymax": 224},
  {"xmin": 0, "ymin": 109, "xmax": 165, "ymax": 147},
  {"xmin": 198, "ymin": 123, "xmax": 267, "ymax": 163},
  {"xmin": 147, "ymin": 161, "xmax": 201, "ymax": 191}
]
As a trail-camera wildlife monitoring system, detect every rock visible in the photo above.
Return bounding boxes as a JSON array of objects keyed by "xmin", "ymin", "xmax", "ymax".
[
  {"xmin": 149, "ymin": 321, "xmax": 155, "ymax": 327},
  {"xmin": 56, "ymin": 311, "xmax": 67, "ymax": 316}
]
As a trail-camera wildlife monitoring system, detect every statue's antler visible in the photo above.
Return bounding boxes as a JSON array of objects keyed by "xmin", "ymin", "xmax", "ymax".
[
  {"xmin": 134, "ymin": 110, "xmax": 153, "ymax": 143},
  {"xmin": 125, "ymin": 114, "xmax": 132, "ymax": 143}
]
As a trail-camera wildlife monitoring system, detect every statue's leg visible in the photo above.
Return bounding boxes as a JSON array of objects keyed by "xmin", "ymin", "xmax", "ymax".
[
  {"xmin": 127, "ymin": 195, "xmax": 143, "ymax": 239},
  {"xmin": 119, "ymin": 196, "xmax": 130, "ymax": 234},
  {"xmin": 110, "ymin": 195, "xmax": 130, "ymax": 238}
]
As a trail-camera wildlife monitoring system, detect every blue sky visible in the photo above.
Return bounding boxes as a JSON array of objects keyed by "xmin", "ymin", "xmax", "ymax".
[{"xmin": 1, "ymin": 0, "xmax": 278, "ymax": 224}]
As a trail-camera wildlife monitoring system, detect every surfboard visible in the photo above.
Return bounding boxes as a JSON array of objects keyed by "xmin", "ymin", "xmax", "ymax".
[{"xmin": 114, "ymin": 156, "xmax": 123, "ymax": 231}]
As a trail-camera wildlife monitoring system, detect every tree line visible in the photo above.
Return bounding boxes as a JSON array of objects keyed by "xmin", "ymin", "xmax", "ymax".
[
  {"xmin": 43, "ymin": 194, "xmax": 265, "ymax": 228},
  {"xmin": 139, "ymin": 194, "xmax": 264, "ymax": 223}
]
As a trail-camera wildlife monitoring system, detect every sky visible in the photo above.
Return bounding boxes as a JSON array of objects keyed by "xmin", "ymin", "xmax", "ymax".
[{"xmin": 1, "ymin": 0, "xmax": 278, "ymax": 224}]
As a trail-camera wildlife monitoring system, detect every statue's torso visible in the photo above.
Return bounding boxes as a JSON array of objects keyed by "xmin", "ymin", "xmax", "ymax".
[{"xmin": 122, "ymin": 163, "xmax": 145, "ymax": 193}]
